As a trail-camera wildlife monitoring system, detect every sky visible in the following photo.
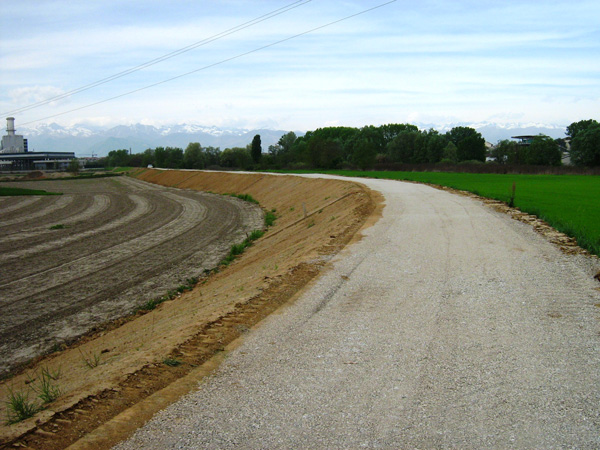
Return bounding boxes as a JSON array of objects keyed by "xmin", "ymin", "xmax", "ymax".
[{"xmin": 1, "ymin": 0, "xmax": 599, "ymax": 131}]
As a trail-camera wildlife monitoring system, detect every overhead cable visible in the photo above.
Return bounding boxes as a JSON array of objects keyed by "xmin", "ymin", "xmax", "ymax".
[
  {"xmin": 2, "ymin": 0, "xmax": 311, "ymax": 116},
  {"xmin": 21, "ymin": 0, "xmax": 397, "ymax": 126}
]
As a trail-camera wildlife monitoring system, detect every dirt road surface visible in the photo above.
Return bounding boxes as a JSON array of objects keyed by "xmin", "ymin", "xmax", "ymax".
[
  {"xmin": 116, "ymin": 175, "xmax": 600, "ymax": 449},
  {"xmin": 0, "ymin": 176, "xmax": 263, "ymax": 375}
]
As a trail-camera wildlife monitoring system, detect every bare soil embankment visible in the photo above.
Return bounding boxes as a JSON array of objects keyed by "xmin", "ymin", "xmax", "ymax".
[{"xmin": 0, "ymin": 169, "xmax": 379, "ymax": 450}]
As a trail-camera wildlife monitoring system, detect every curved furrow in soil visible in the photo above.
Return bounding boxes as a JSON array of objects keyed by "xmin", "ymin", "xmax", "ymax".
[
  {"xmin": 0, "ymin": 195, "xmax": 75, "ymax": 228},
  {"xmin": 0, "ymin": 193, "xmax": 261, "ymax": 375},
  {"xmin": 0, "ymin": 194, "xmax": 152, "ymax": 266},
  {"xmin": 0, "ymin": 187, "xmax": 188, "ymax": 283},
  {"xmin": 0, "ymin": 194, "xmax": 109, "ymax": 245},
  {"xmin": 0, "ymin": 191, "xmax": 192, "ymax": 296},
  {"xmin": 0, "ymin": 196, "xmax": 46, "ymax": 217},
  {"xmin": 0, "ymin": 179, "xmax": 194, "ymax": 281}
]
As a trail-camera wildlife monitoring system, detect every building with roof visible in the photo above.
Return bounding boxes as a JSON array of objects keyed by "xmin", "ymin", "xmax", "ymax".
[{"xmin": 0, "ymin": 117, "xmax": 76, "ymax": 171}]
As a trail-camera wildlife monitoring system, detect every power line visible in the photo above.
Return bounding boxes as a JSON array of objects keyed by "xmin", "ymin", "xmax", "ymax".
[
  {"xmin": 2, "ymin": 0, "xmax": 311, "ymax": 116},
  {"xmin": 20, "ymin": 0, "xmax": 397, "ymax": 127}
]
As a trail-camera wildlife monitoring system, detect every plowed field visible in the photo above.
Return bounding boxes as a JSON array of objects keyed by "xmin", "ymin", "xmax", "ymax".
[{"xmin": 0, "ymin": 176, "xmax": 264, "ymax": 376}]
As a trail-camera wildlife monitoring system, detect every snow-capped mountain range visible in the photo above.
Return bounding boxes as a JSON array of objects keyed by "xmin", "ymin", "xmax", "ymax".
[{"xmin": 18, "ymin": 121, "xmax": 568, "ymax": 157}]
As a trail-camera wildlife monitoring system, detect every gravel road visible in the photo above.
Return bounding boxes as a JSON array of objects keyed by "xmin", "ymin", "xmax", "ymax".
[{"xmin": 115, "ymin": 177, "xmax": 600, "ymax": 449}]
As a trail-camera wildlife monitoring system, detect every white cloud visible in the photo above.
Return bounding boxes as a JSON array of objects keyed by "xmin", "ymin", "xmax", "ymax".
[{"xmin": 1, "ymin": 0, "xmax": 598, "ymax": 130}]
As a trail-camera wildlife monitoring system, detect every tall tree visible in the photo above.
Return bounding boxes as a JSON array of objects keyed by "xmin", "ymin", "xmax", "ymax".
[
  {"xmin": 446, "ymin": 127, "xmax": 486, "ymax": 162},
  {"xmin": 566, "ymin": 119, "xmax": 599, "ymax": 140},
  {"xmin": 570, "ymin": 122, "xmax": 600, "ymax": 167},
  {"xmin": 183, "ymin": 142, "xmax": 205, "ymax": 169},
  {"xmin": 251, "ymin": 134, "xmax": 262, "ymax": 164}
]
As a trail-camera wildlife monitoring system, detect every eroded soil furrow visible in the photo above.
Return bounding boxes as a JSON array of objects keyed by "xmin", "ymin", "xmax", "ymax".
[
  {"xmin": 0, "ymin": 194, "xmax": 194, "ymax": 303},
  {"xmin": 0, "ymin": 190, "xmax": 185, "ymax": 282},
  {"xmin": 0, "ymin": 196, "xmax": 44, "ymax": 216},
  {"xmin": 0, "ymin": 194, "xmax": 107, "ymax": 246},
  {"xmin": 0, "ymin": 177, "xmax": 263, "ymax": 376},
  {"xmin": 0, "ymin": 195, "xmax": 75, "ymax": 228},
  {"xmin": 0, "ymin": 194, "xmax": 153, "ymax": 269},
  {"xmin": 0, "ymin": 199, "xmax": 248, "ymax": 370}
]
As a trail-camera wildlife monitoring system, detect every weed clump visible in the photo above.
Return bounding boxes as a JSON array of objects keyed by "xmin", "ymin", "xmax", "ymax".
[
  {"xmin": 5, "ymin": 366, "xmax": 62, "ymax": 424},
  {"xmin": 225, "ymin": 193, "xmax": 259, "ymax": 204},
  {"xmin": 5, "ymin": 389, "xmax": 40, "ymax": 424},
  {"xmin": 163, "ymin": 358, "xmax": 182, "ymax": 367}
]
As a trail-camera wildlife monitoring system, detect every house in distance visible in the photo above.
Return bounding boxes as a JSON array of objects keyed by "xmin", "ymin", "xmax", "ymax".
[{"xmin": 0, "ymin": 117, "xmax": 76, "ymax": 171}]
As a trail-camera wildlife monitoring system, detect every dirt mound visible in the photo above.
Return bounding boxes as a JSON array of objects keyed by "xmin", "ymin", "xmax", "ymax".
[{"xmin": 0, "ymin": 170, "xmax": 380, "ymax": 449}]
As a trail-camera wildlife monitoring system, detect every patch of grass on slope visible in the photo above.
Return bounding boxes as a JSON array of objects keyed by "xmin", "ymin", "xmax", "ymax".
[
  {"xmin": 0, "ymin": 186, "xmax": 62, "ymax": 196},
  {"xmin": 326, "ymin": 170, "xmax": 600, "ymax": 257}
]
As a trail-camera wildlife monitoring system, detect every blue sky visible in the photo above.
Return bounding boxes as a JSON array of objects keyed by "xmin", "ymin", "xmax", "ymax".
[{"xmin": 1, "ymin": 0, "xmax": 598, "ymax": 131}]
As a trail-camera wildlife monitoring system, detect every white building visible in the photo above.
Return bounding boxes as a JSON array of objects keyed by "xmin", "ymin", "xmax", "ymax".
[
  {"xmin": 0, "ymin": 117, "xmax": 28, "ymax": 153},
  {"xmin": 0, "ymin": 117, "xmax": 76, "ymax": 171}
]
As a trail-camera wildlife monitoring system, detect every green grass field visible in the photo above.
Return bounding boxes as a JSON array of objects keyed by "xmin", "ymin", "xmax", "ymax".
[
  {"xmin": 284, "ymin": 170, "xmax": 600, "ymax": 257},
  {"xmin": 0, "ymin": 186, "xmax": 61, "ymax": 196}
]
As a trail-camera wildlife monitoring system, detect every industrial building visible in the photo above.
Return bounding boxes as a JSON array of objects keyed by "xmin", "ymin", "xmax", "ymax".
[{"xmin": 0, "ymin": 117, "xmax": 76, "ymax": 171}]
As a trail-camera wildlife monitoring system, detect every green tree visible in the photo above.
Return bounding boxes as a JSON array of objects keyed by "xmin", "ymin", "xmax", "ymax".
[
  {"xmin": 446, "ymin": 127, "xmax": 486, "ymax": 162},
  {"xmin": 525, "ymin": 135, "xmax": 561, "ymax": 166},
  {"xmin": 163, "ymin": 147, "xmax": 184, "ymax": 168},
  {"xmin": 570, "ymin": 122, "xmax": 600, "ymax": 167},
  {"xmin": 251, "ymin": 134, "xmax": 262, "ymax": 164},
  {"xmin": 387, "ymin": 130, "xmax": 419, "ymax": 163},
  {"xmin": 183, "ymin": 142, "xmax": 205, "ymax": 169},
  {"xmin": 566, "ymin": 119, "xmax": 599, "ymax": 140},
  {"xmin": 221, "ymin": 147, "xmax": 252, "ymax": 169},
  {"xmin": 67, "ymin": 158, "xmax": 80, "ymax": 174},
  {"xmin": 491, "ymin": 140, "xmax": 517, "ymax": 164},
  {"xmin": 106, "ymin": 149, "xmax": 130, "ymax": 167},
  {"xmin": 141, "ymin": 149, "xmax": 155, "ymax": 167},
  {"xmin": 204, "ymin": 146, "xmax": 221, "ymax": 167},
  {"xmin": 442, "ymin": 141, "xmax": 458, "ymax": 163},
  {"xmin": 425, "ymin": 132, "xmax": 447, "ymax": 163},
  {"xmin": 351, "ymin": 138, "xmax": 377, "ymax": 170}
]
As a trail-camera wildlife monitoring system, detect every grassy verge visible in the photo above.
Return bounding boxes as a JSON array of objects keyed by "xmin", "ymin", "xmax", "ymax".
[
  {"xmin": 0, "ymin": 187, "xmax": 62, "ymax": 196},
  {"xmin": 276, "ymin": 170, "xmax": 600, "ymax": 257}
]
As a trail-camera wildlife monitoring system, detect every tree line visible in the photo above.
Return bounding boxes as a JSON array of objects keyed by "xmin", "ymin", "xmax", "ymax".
[{"xmin": 99, "ymin": 119, "xmax": 600, "ymax": 170}]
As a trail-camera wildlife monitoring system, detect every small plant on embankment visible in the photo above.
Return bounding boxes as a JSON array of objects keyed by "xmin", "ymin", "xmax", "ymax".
[
  {"xmin": 265, "ymin": 210, "xmax": 277, "ymax": 227},
  {"xmin": 5, "ymin": 388, "xmax": 40, "ymax": 424},
  {"xmin": 163, "ymin": 358, "xmax": 182, "ymax": 367},
  {"xmin": 136, "ymin": 277, "xmax": 199, "ymax": 313},
  {"xmin": 79, "ymin": 348, "xmax": 101, "ymax": 369},
  {"xmin": 225, "ymin": 193, "xmax": 259, "ymax": 204},
  {"xmin": 5, "ymin": 367, "xmax": 62, "ymax": 424},
  {"xmin": 220, "ymin": 230, "xmax": 264, "ymax": 266},
  {"xmin": 30, "ymin": 367, "xmax": 61, "ymax": 404}
]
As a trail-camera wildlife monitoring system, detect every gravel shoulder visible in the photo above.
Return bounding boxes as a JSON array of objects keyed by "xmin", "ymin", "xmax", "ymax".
[{"xmin": 116, "ymin": 175, "xmax": 600, "ymax": 449}]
